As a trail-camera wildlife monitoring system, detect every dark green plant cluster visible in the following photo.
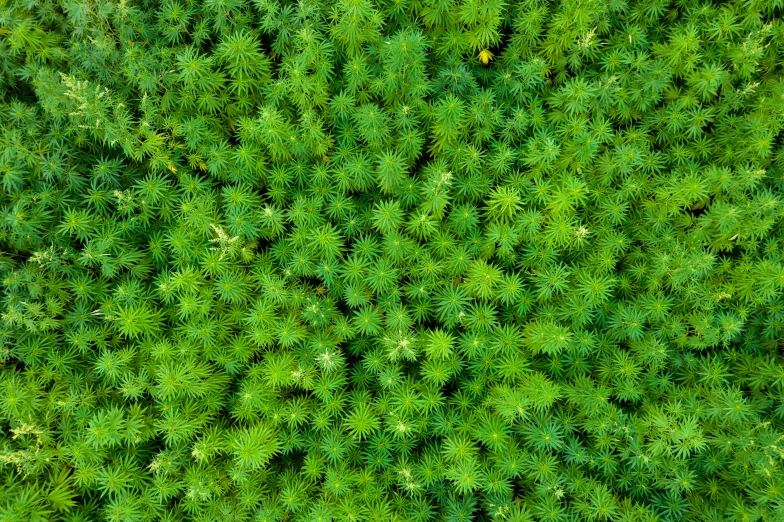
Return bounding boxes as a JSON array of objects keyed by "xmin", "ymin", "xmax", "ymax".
[{"xmin": 3, "ymin": 0, "xmax": 784, "ymax": 520}]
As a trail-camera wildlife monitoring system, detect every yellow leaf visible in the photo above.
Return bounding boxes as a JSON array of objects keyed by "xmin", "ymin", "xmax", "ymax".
[
  {"xmin": 479, "ymin": 49, "xmax": 493, "ymax": 65},
  {"xmin": 167, "ymin": 162, "xmax": 177, "ymax": 173},
  {"xmin": 198, "ymin": 161, "xmax": 208, "ymax": 171}
]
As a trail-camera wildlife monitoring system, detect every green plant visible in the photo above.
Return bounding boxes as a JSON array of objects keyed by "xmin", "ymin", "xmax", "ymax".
[{"xmin": 2, "ymin": 0, "xmax": 784, "ymax": 521}]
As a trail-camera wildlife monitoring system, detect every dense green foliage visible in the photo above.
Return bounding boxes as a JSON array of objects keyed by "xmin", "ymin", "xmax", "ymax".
[{"xmin": 2, "ymin": 0, "xmax": 784, "ymax": 520}]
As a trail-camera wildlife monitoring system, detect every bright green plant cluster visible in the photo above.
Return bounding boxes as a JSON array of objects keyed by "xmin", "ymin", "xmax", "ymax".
[{"xmin": 2, "ymin": 0, "xmax": 784, "ymax": 520}]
